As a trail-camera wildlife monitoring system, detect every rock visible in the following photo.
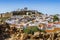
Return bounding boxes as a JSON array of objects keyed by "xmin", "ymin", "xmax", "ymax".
[
  {"xmin": 20, "ymin": 33, "xmax": 28, "ymax": 40},
  {"xmin": 34, "ymin": 32, "xmax": 40, "ymax": 37}
]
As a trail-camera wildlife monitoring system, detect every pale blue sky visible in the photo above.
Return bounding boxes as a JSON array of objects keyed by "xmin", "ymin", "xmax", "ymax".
[{"xmin": 0, "ymin": 0, "xmax": 60, "ymax": 14}]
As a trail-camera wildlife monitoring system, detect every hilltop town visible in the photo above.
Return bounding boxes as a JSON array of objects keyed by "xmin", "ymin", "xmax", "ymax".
[{"xmin": 0, "ymin": 8, "xmax": 60, "ymax": 40}]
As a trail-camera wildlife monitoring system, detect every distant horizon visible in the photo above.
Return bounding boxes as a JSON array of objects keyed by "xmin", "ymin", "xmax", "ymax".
[{"xmin": 0, "ymin": 0, "xmax": 60, "ymax": 15}]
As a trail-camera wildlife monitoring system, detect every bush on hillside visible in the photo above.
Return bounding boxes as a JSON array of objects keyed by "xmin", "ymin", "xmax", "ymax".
[
  {"xmin": 23, "ymin": 26, "xmax": 46, "ymax": 34},
  {"xmin": 53, "ymin": 15, "xmax": 59, "ymax": 22}
]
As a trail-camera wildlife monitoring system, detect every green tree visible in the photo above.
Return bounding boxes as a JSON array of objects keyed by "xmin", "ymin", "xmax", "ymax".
[
  {"xmin": 53, "ymin": 15, "xmax": 59, "ymax": 22},
  {"xmin": 23, "ymin": 28, "xmax": 34, "ymax": 34},
  {"xmin": 23, "ymin": 26, "xmax": 46, "ymax": 34}
]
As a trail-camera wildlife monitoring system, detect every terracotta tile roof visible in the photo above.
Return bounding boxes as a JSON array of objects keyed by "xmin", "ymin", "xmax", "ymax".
[
  {"xmin": 45, "ymin": 30, "xmax": 55, "ymax": 33},
  {"xmin": 46, "ymin": 28, "xmax": 60, "ymax": 33},
  {"xmin": 54, "ymin": 28, "xmax": 60, "ymax": 31},
  {"xmin": 54, "ymin": 21, "xmax": 60, "ymax": 24}
]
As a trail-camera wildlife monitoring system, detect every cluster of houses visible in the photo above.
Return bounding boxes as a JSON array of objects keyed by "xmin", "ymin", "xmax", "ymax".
[
  {"xmin": 1, "ymin": 8, "xmax": 60, "ymax": 40},
  {"xmin": 5, "ymin": 14, "xmax": 60, "ymax": 33},
  {"xmin": 0, "ymin": 8, "xmax": 59, "ymax": 33}
]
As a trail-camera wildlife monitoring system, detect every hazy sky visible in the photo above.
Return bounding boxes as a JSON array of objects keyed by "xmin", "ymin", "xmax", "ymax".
[{"xmin": 0, "ymin": 0, "xmax": 60, "ymax": 14}]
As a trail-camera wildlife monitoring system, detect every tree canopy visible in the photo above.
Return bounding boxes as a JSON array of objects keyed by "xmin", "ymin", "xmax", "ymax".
[
  {"xmin": 53, "ymin": 15, "xmax": 59, "ymax": 22},
  {"xmin": 23, "ymin": 26, "xmax": 46, "ymax": 34}
]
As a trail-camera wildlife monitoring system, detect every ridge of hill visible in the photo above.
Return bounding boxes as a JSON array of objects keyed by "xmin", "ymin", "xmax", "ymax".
[{"xmin": 0, "ymin": 8, "xmax": 43, "ymax": 18}]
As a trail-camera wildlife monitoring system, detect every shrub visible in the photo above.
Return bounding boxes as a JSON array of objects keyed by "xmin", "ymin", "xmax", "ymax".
[
  {"xmin": 23, "ymin": 26, "xmax": 46, "ymax": 34},
  {"xmin": 53, "ymin": 15, "xmax": 59, "ymax": 22}
]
